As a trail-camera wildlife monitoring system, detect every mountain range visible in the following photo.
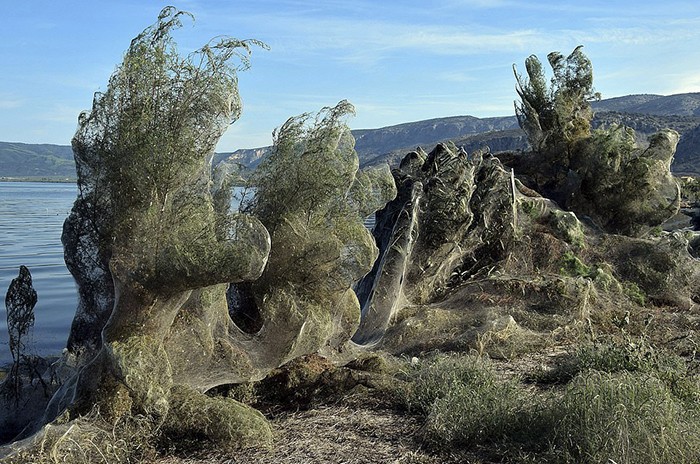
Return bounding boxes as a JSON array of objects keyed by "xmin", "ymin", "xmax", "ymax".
[
  {"xmin": 215, "ymin": 92, "xmax": 700, "ymax": 175},
  {"xmin": 3, "ymin": 92, "xmax": 700, "ymax": 180},
  {"xmin": 0, "ymin": 142, "xmax": 74, "ymax": 179}
]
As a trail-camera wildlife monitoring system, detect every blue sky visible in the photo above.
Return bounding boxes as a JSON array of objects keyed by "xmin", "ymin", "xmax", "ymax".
[{"xmin": 2, "ymin": 0, "xmax": 700, "ymax": 151}]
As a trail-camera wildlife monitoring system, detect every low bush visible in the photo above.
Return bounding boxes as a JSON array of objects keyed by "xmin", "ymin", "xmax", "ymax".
[
  {"xmin": 534, "ymin": 335, "xmax": 691, "ymax": 390},
  {"xmin": 399, "ymin": 354, "xmax": 538, "ymax": 450},
  {"xmin": 401, "ymin": 354, "xmax": 503, "ymax": 415},
  {"xmin": 392, "ymin": 347, "xmax": 700, "ymax": 463}
]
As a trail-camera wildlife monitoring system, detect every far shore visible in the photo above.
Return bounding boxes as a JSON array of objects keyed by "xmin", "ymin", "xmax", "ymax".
[{"xmin": 0, "ymin": 177, "xmax": 76, "ymax": 183}]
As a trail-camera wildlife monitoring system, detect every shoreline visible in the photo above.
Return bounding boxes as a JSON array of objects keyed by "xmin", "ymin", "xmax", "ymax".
[{"xmin": 0, "ymin": 177, "xmax": 76, "ymax": 183}]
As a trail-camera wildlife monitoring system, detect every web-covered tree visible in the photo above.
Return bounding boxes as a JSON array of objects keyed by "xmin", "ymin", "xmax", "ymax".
[
  {"xmin": 229, "ymin": 100, "xmax": 396, "ymax": 362},
  {"xmin": 162, "ymin": 101, "xmax": 395, "ymax": 397},
  {"xmin": 62, "ymin": 8, "xmax": 270, "ymax": 359},
  {"xmin": 514, "ymin": 45, "xmax": 599, "ymax": 154},
  {"xmin": 3, "ymin": 8, "xmax": 273, "ymax": 461},
  {"xmin": 512, "ymin": 46, "xmax": 679, "ymax": 236}
]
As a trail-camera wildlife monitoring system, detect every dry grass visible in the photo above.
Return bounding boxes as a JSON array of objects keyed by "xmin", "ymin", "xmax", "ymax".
[{"xmin": 151, "ymin": 406, "xmax": 485, "ymax": 464}]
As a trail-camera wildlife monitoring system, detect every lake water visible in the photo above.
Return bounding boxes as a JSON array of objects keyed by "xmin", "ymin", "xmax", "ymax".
[{"xmin": 0, "ymin": 182, "xmax": 78, "ymax": 365}]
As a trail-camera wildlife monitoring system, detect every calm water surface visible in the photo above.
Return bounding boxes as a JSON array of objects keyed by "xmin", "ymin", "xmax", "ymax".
[{"xmin": 0, "ymin": 182, "xmax": 77, "ymax": 365}]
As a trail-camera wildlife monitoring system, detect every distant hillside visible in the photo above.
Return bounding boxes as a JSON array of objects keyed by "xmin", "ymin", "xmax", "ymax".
[
  {"xmin": 592, "ymin": 92, "xmax": 700, "ymax": 116},
  {"xmin": 361, "ymin": 128, "xmax": 528, "ymax": 168},
  {"xmin": 0, "ymin": 142, "xmax": 75, "ymax": 179},
  {"xmin": 4, "ymin": 93, "xmax": 700, "ymax": 179},
  {"xmin": 215, "ymin": 115, "xmax": 520, "ymax": 170},
  {"xmin": 352, "ymin": 115, "xmax": 518, "ymax": 161},
  {"xmin": 354, "ymin": 93, "xmax": 700, "ymax": 171},
  {"xmin": 355, "ymin": 95, "xmax": 700, "ymax": 172},
  {"xmin": 212, "ymin": 147, "xmax": 269, "ymax": 172}
]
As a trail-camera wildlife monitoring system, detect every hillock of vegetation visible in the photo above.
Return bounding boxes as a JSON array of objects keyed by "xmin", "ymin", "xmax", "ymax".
[{"xmin": 1, "ymin": 10, "xmax": 700, "ymax": 464}]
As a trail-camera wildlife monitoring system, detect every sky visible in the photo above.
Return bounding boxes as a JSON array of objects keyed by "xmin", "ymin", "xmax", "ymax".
[{"xmin": 2, "ymin": 0, "xmax": 700, "ymax": 152}]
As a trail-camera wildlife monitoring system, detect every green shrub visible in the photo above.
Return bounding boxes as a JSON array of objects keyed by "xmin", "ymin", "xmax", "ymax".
[
  {"xmin": 402, "ymin": 354, "xmax": 493, "ymax": 415},
  {"xmin": 534, "ymin": 336, "xmax": 690, "ymax": 388},
  {"xmin": 577, "ymin": 337, "xmax": 680, "ymax": 375},
  {"xmin": 388, "ymin": 349, "xmax": 700, "ymax": 463},
  {"xmin": 546, "ymin": 370, "xmax": 700, "ymax": 464},
  {"xmin": 623, "ymin": 281, "xmax": 647, "ymax": 306},
  {"xmin": 421, "ymin": 377, "xmax": 526, "ymax": 448}
]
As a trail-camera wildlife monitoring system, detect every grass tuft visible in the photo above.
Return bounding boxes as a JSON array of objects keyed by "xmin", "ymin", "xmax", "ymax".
[{"xmin": 398, "ymin": 354, "xmax": 531, "ymax": 448}]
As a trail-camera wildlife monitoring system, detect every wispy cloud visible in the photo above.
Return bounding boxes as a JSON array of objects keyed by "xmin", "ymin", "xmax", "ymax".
[
  {"xmin": 39, "ymin": 104, "xmax": 85, "ymax": 124},
  {"xmin": 662, "ymin": 71, "xmax": 700, "ymax": 95},
  {"xmin": 436, "ymin": 71, "xmax": 479, "ymax": 83},
  {"xmin": 0, "ymin": 98, "xmax": 22, "ymax": 109},
  {"xmin": 569, "ymin": 25, "xmax": 700, "ymax": 47},
  {"xmin": 288, "ymin": 20, "xmax": 546, "ymax": 60},
  {"xmin": 443, "ymin": 0, "xmax": 514, "ymax": 7},
  {"xmin": 203, "ymin": 7, "xmax": 552, "ymax": 66},
  {"xmin": 4, "ymin": 0, "xmax": 700, "ymax": 147}
]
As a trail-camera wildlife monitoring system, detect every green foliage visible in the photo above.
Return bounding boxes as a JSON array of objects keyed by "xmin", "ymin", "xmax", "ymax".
[
  {"xmin": 387, "ymin": 343, "xmax": 700, "ymax": 462},
  {"xmin": 406, "ymin": 354, "xmax": 527, "ymax": 448},
  {"xmin": 76, "ymin": 6, "xmax": 263, "ymax": 212},
  {"xmin": 572, "ymin": 126, "xmax": 679, "ymax": 236},
  {"xmin": 575, "ymin": 123, "xmax": 637, "ymax": 174},
  {"xmin": 246, "ymin": 100, "xmax": 386, "ymax": 298},
  {"xmin": 559, "ymin": 251, "xmax": 592, "ymax": 277},
  {"xmin": 400, "ymin": 354, "xmax": 491, "ymax": 415},
  {"xmin": 514, "ymin": 47, "xmax": 680, "ymax": 236},
  {"xmin": 222, "ymin": 100, "xmax": 395, "ymax": 368},
  {"xmin": 623, "ymin": 281, "xmax": 647, "ymax": 306},
  {"xmin": 248, "ymin": 100, "xmax": 358, "ymax": 232},
  {"xmin": 514, "ymin": 46, "xmax": 599, "ymax": 153},
  {"xmin": 30, "ymin": 8, "xmax": 274, "ymax": 462},
  {"xmin": 537, "ymin": 336, "xmax": 688, "ymax": 386}
]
